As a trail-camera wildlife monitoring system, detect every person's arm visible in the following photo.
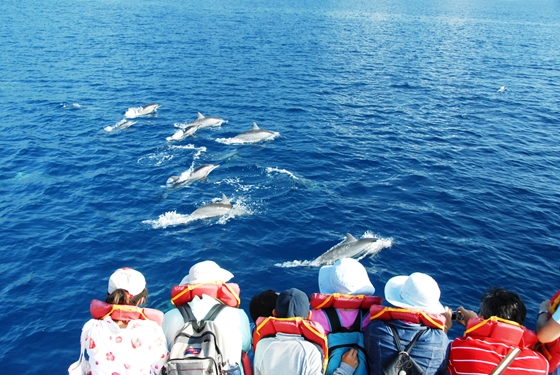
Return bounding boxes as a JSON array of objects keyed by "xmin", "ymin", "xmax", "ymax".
[
  {"xmin": 537, "ymin": 300, "xmax": 560, "ymax": 343},
  {"xmin": 238, "ymin": 309, "xmax": 252, "ymax": 352},
  {"xmin": 443, "ymin": 306, "xmax": 453, "ymax": 332},
  {"xmin": 455, "ymin": 306, "xmax": 478, "ymax": 327},
  {"xmin": 333, "ymin": 349, "xmax": 359, "ymax": 375},
  {"xmin": 162, "ymin": 309, "xmax": 183, "ymax": 350}
]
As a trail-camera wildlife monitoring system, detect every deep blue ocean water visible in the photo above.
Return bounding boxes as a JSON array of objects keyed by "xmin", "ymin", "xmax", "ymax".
[{"xmin": 1, "ymin": 0, "xmax": 560, "ymax": 372}]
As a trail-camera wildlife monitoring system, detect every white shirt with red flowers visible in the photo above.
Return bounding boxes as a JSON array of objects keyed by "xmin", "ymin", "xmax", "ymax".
[{"xmin": 72, "ymin": 317, "xmax": 168, "ymax": 375}]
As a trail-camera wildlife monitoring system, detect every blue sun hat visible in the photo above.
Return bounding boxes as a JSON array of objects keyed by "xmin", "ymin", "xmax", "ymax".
[
  {"xmin": 318, "ymin": 258, "xmax": 375, "ymax": 295},
  {"xmin": 384, "ymin": 272, "xmax": 444, "ymax": 314}
]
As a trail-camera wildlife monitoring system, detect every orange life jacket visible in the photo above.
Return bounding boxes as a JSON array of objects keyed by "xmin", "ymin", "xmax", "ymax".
[
  {"xmin": 310, "ymin": 293, "xmax": 383, "ymax": 310},
  {"xmin": 539, "ymin": 290, "xmax": 560, "ymax": 371},
  {"xmin": 464, "ymin": 316, "xmax": 537, "ymax": 347},
  {"xmin": 170, "ymin": 281, "xmax": 241, "ymax": 308},
  {"xmin": 89, "ymin": 299, "xmax": 164, "ymax": 326},
  {"xmin": 369, "ymin": 305, "xmax": 447, "ymax": 330},
  {"xmin": 449, "ymin": 317, "xmax": 548, "ymax": 375},
  {"xmin": 253, "ymin": 316, "xmax": 329, "ymax": 372}
]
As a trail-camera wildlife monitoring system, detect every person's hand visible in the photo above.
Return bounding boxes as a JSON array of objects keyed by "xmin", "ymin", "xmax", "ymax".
[
  {"xmin": 540, "ymin": 300, "xmax": 551, "ymax": 312},
  {"xmin": 341, "ymin": 348, "xmax": 359, "ymax": 369},
  {"xmin": 443, "ymin": 306, "xmax": 453, "ymax": 332},
  {"xmin": 456, "ymin": 306, "xmax": 477, "ymax": 326}
]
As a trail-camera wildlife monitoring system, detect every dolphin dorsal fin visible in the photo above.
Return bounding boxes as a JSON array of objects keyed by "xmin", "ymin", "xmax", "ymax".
[
  {"xmin": 252, "ymin": 122, "xmax": 260, "ymax": 130},
  {"xmin": 197, "ymin": 112, "xmax": 205, "ymax": 119},
  {"xmin": 221, "ymin": 194, "xmax": 230, "ymax": 204},
  {"xmin": 345, "ymin": 233, "xmax": 358, "ymax": 242}
]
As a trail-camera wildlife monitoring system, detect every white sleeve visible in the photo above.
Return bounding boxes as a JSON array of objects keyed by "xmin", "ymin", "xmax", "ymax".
[
  {"xmin": 237, "ymin": 309, "xmax": 252, "ymax": 352},
  {"xmin": 162, "ymin": 309, "xmax": 184, "ymax": 349},
  {"xmin": 305, "ymin": 343, "xmax": 324, "ymax": 375}
]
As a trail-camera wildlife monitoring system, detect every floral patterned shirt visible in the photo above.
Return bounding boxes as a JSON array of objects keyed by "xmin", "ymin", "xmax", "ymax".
[{"xmin": 74, "ymin": 317, "xmax": 168, "ymax": 375}]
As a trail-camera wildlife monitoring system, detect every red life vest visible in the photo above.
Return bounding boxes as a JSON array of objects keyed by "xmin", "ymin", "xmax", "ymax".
[
  {"xmin": 448, "ymin": 317, "xmax": 548, "ymax": 375},
  {"xmin": 253, "ymin": 316, "xmax": 329, "ymax": 372},
  {"xmin": 539, "ymin": 289, "xmax": 560, "ymax": 371},
  {"xmin": 170, "ymin": 281, "xmax": 241, "ymax": 308},
  {"xmin": 369, "ymin": 305, "xmax": 447, "ymax": 331},
  {"xmin": 310, "ymin": 293, "xmax": 383, "ymax": 310},
  {"xmin": 89, "ymin": 299, "xmax": 164, "ymax": 326}
]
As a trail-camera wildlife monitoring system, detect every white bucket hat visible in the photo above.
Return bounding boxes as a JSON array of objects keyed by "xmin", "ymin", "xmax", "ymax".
[
  {"xmin": 318, "ymin": 258, "xmax": 375, "ymax": 295},
  {"xmin": 384, "ymin": 272, "xmax": 444, "ymax": 314},
  {"xmin": 180, "ymin": 260, "xmax": 234, "ymax": 285},
  {"xmin": 108, "ymin": 268, "xmax": 146, "ymax": 297}
]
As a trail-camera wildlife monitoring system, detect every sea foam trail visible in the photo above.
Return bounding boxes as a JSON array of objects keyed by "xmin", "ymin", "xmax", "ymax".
[{"xmin": 275, "ymin": 234, "xmax": 393, "ymax": 268}]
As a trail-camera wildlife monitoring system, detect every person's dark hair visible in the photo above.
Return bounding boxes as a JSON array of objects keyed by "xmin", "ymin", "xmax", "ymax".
[
  {"xmin": 478, "ymin": 287, "xmax": 526, "ymax": 325},
  {"xmin": 106, "ymin": 288, "xmax": 148, "ymax": 306},
  {"xmin": 249, "ymin": 289, "xmax": 278, "ymax": 322}
]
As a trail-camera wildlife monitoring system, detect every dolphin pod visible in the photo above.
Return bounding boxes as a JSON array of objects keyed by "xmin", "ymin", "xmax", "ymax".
[
  {"xmin": 136, "ymin": 105, "xmax": 387, "ymax": 268},
  {"xmin": 166, "ymin": 164, "xmax": 219, "ymax": 187},
  {"xmin": 312, "ymin": 233, "xmax": 380, "ymax": 266},
  {"xmin": 186, "ymin": 194, "xmax": 233, "ymax": 223}
]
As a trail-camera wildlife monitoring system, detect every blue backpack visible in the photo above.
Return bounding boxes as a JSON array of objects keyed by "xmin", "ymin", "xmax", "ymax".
[{"xmin": 323, "ymin": 308, "xmax": 369, "ymax": 375}]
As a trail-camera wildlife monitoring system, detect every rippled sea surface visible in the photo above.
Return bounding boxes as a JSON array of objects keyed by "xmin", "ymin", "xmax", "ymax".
[{"xmin": 1, "ymin": 0, "xmax": 560, "ymax": 372}]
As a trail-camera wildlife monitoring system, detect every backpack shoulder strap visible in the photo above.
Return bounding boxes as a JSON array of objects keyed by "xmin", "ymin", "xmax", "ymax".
[
  {"xmin": 178, "ymin": 303, "xmax": 201, "ymax": 331},
  {"xmin": 387, "ymin": 324, "xmax": 403, "ymax": 352},
  {"xmin": 353, "ymin": 308, "xmax": 368, "ymax": 332},
  {"xmin": 403, "ymin": 328, "xmax": 426, "ymax": 353},
  {"xmin": 324, "ymin": 307, "xmax": 368, "ymax": 333},
  {"xmin": 388, "ymin": 324, "xmax": 426, "ymax": 353},
  {"xmin": 324, "ymin": 308, "xmax": 343, "ymax": 333},
  {"xmin": 179, "ymin": 303, "xmax": 197, "ymax": 322},
  {"xmin": 203, "ymin": 303, "xmax": 226, "ymax": 322}
]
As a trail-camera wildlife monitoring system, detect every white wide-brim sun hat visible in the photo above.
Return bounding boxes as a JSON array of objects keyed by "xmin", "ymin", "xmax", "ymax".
[
  {"xmin": 108, "ymin": 267, "xmax": 146, "ymax": 297},
  {"xmin": 318, "ymin": 258, "xmax": 375, "ymax": 296},
  {"xmin": 384, "ymin": 272, "xmax": 444, "ymax": 314},
  {"xmin": 180, "ymin": 260, "xmax": 234, "ymax": 285}
]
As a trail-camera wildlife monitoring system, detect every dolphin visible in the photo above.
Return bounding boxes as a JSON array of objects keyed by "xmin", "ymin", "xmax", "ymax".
[
  {"xmin": 104, "ymin": 119, "xmax": 137, "ymax": 132},
  {"xmin": 497, "ymin": 86, "xmax": 507, "ymax": 93},
  {"xmin": 125, "ymin": 103, "xmax": 161, "ymax": 118},
  {"xmin": 176, "ymin": 112, "xmax": 225, "ymax": 130},
  {"xmin": 312, "ymin": 233, "xmax": 380, "ymax": 266},
  {"xmin": 187, "ymin": 194, "xmax": 233, "ymax": 222},
  {"xmin": 223, "ymin": 122, "xmax": 280, "ymax": 144},
  {"xmin": 166, "ymin": 124, "xmax": 199, "ymax": 141},
  {"xmin": 166, "ymin": 164, "xmax": 219, "ymax": 187}
]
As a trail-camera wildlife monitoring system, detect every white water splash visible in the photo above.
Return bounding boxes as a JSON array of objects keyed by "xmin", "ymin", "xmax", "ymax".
[
  {"xmin": 138, "ymin": 153, "xmax": 174, "ymax": 166},
  {"xmin": 61, "ymin": 103, "xmax": 82, "ymax": 108},
  {"xmin": 274, "ymin": 233, "xmax": 393, "ymax": 268},
  {"xmin": 104, "ymin": 119, "xmax": 137, "ymax": 132},
  {"xmin": 266, "ymin": 167, "xmax": 299, "ymax": 180},
  {"xmin": 124, "ymin": 104, "xmax": 160, "ymax": 118}
]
